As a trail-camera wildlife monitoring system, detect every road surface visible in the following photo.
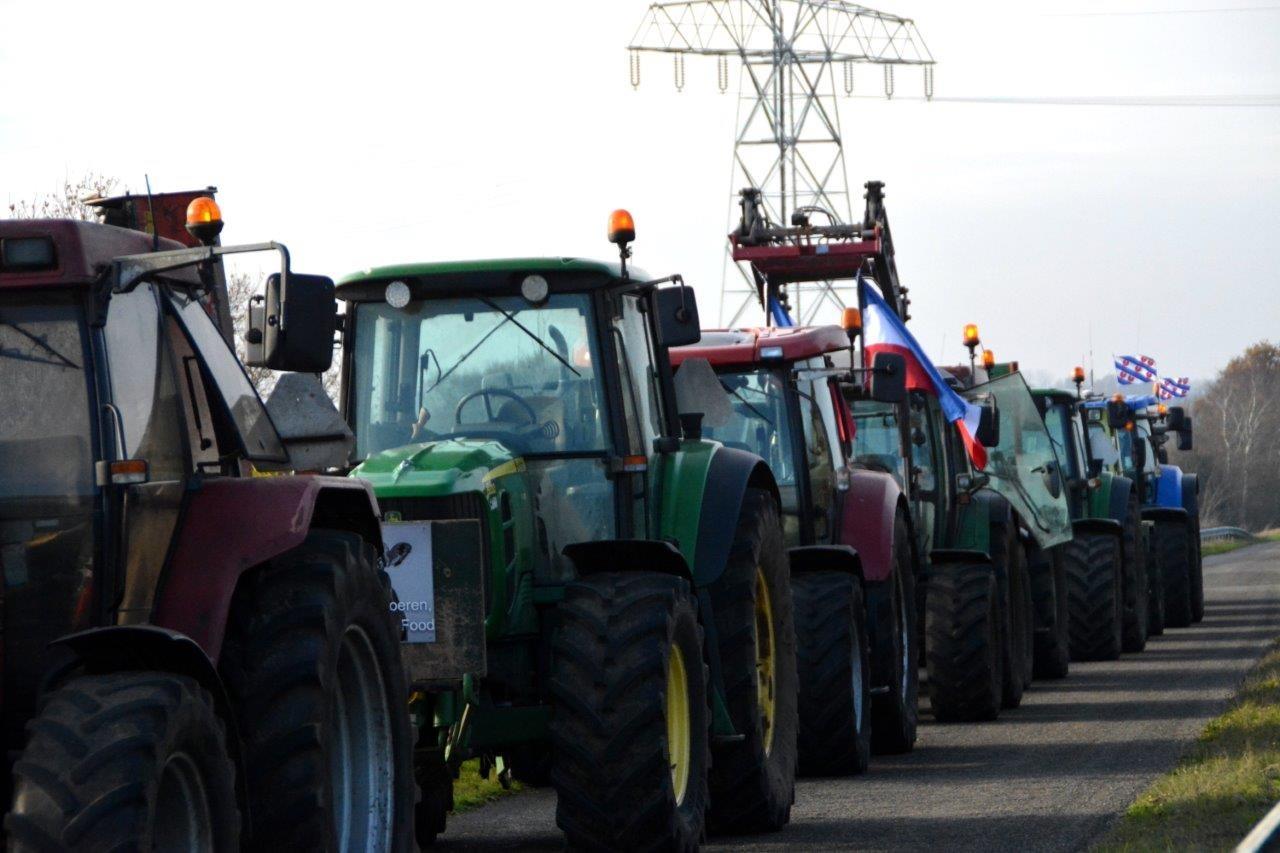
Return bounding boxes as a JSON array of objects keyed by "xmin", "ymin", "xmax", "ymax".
[{"xmin": 441, "ymin": 541, "xmax": 1280, "ymax": 851}]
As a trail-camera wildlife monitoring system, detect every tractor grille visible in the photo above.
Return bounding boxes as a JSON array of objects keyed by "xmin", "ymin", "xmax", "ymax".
[{"xmin": 379, "ymin": 493, "xmax": 491, "ymax": 613}]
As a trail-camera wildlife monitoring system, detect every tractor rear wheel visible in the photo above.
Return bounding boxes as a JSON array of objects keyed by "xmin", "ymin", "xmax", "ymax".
[
  {"xmin": 992, "ymin": 522, "xmax": 1031, "ymax": 708},
  {"xmin": 793, "ymin": 571, "xmax": 872, "ymax": 776},
  {"xmin": 1147, "ymin": 532, "xmax": 1166, "ymax": 637},
  {"xmin": 1065, "ymin": 532, "xmax": 1123, "ymax": 661},
  {"xmin": 707, "ymin": 488, "xmax": 798, "ymax": 835},
  {"xmin": 549, "ymin": 572, "xmax": 709, "ymax": 852},
  {"xmin": 221, "ymin": 529, "xmax": 415, "ymax": 852},
  {"xmin": 870, "ymin": 512, "xmax": 919, "ymax": 755},
  {"xmin": 1157, "ymin": 520, "xmax": 1194, "ymax": 628},
  {"xmin": 5, "ymin": 672, "xmax": 240, "ymax": 852},
  {"xmin": 1187, "ymin": 501, "xmax": 1205, "ymax": 623},
  {"xmin": 926, "ymin": 562, "xmax": 1003, "ymax": 722},
  {"xmin": 1121, "ymin": 497, "xmax": 1150, "ymax": 653},
  {"xmin": 1030, "ymin": 545, "xmax": 1070, "ymax": 680}
]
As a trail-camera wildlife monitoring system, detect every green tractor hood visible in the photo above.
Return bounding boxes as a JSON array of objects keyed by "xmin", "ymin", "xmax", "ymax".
[{"xmin": 351, "ymin": 438, "xmax": 521, "ymax": 500}]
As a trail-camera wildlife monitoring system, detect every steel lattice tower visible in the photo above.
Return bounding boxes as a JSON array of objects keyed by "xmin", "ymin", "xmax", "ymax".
[{"xmin": 628, "ymin": 1, "xmax": 934, "ymax": 325}]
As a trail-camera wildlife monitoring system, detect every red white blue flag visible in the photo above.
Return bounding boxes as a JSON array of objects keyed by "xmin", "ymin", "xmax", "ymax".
[
  {"xmin": 1115, "ymin": 354, "xmax": 1158, "ymax": 385},
  {"xmin": 861, "ymin": 280, "xmax": 988, "ymax": 470}
]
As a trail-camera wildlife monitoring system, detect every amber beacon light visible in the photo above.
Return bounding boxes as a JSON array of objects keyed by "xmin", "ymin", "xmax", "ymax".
[{"xmin": 185, "ymin": 196, "xmax": 224, "ymax": 246}]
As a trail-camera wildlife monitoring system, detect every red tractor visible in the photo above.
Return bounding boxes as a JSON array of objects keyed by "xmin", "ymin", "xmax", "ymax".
[
  {"xmin": 0, "ymin": 199, "xmax": 413, "ymax": 849},
  {"xmin": 670, "ymin": 326, "xmax": 915, "ymax": 772}
]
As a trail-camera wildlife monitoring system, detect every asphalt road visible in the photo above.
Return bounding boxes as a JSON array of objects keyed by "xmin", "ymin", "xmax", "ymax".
[{"xmin": 441, "ymin": 541, "xmax": 1280, "ymax": 852}]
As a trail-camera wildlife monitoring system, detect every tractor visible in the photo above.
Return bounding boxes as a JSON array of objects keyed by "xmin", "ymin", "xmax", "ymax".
[
  {"xmin": 332, "ymin": 212, "xmax": 797, "ymax": 849},
  {"xmin": 1023, "ymin": 380, "xmax": 1147, "ymax": 661},
  {"xmin": 1, "ymin": 199, "xmax": 413, "ymax": 849},
  {"xmin": 669, "ymin": 324, "xmax": 917, "ymax": 776}
]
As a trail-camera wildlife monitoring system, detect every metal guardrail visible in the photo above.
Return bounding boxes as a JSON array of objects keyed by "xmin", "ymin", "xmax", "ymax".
[
  {"xmin": 1237, "ymin": 797, "xmax": 1280, "ymax": 852},
  {"xmin": 1202, "ymin": 526, "xmax": 1257, "ymax": 545}
]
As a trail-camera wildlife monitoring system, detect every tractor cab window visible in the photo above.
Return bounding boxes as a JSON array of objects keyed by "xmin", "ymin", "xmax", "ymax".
[
  {"xmin": 851, "ymin": 400, "xmax": 905, "ymax": 486},
  {"xmin": 352, "ymin": 294, "xmax": 608, "ymax": 460},
  {"xmin": 702, "ymin": 366, "xmax": 797, "ymax": 514},
  {"xmin": 797, "ymin": 363, "xmax": 835, "ymax": 541},
  {"xmin": 1043, "ymin": 402, "xmax": 1078, "ymax": 478},
  {"xmin": 1088, "ymin": 422, "xmax": 1120, "ymax": 470},
  {"xmin": 612, "ymin": 294, "xmax": 664, "ymax": 451}
]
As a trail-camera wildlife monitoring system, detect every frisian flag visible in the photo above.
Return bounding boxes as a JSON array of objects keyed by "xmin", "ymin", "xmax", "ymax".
[
  {"xmin": 860, "ymin": 279, "xmax": 988, "ymax": 470},
  {"xmin": 1115, "ymin": 354, "xmax": 1158, "ymax": 386},
  {"xmin": 1159, "ymin": 376, "xmax": 1191, "ymax": 399}
]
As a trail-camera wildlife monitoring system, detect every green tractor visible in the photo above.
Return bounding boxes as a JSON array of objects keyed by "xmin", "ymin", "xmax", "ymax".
[
  {"xmin": 334, "ymin": 215, "xmax": 797, "ymax": 849},
  {"xmin": 1025, "ymin": 382, "xmax": 1147, "ymax": 661}
]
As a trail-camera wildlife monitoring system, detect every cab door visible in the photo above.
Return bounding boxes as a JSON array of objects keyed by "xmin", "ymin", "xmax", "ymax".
[{"xmin": 907, "ymin": 392, "xmax": 947, "ymax": 555}]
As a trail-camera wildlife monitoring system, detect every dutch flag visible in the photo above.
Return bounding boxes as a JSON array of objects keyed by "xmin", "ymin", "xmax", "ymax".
[{"xmin": 861, "ymin": 280, "xmax": 989, "ymax": 470}]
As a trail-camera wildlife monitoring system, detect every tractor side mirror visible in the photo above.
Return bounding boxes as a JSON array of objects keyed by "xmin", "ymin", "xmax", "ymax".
[
  {"xmin": 246, "ymin": 272, "xmax": 337, "ymax": 372},
  {"xmin": 1177, "ymin": 417, "xmax": 1193, "ymax": 451},
  {"xmin": 652, "ymin": 285, "xmax": 701, "ymax": 348},
  {"xmin": 1106, "ymin": 400, "xmax": 1130, "ymax": 431},
  {"xmin": 1041, "ymin": 460, "xmax": 1063, "ymax": 499},
  {"xmin": 975, "ymin": 401, "xmax": 1000, "ymax": 447},
  {"xmin": 1166, "ymin": 406, "xmax": 1187, "ymax": 432},
  {"xmin": 870, "ymin": 352, "xmax": 907, "ymax": 403}
]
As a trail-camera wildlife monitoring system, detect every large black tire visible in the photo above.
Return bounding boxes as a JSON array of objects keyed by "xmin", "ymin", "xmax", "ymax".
[
  {"xmin": 992, "ymin": 522, "xmax": 1031, "ymax": 708},
  {"xmin": 1121, "ymin": 497, "xmax": 1150, "ymax": 653},
  {"xmin": 1147, "ymin": 527, "xmax": 1166, "ymax": 637},
  {"xmin": 549, "ymin": 572, "xmax": 710, "ymax": 852},
  {"xmin": 1187, "ymin": 492, "xmax": 1205, "ymax": 623},
  {"xmin": 793, "ymin": 571, "xmax": 872, "ymax": 776},
  {"xmin": 1029, "ymin": 545, "xmax": 1070, "ymax": 680},
  {"xmin": 5, "ymin": 672, "xmax": 240, "ymax": 852},
  {"xmin": 706, "ymin": 489, "xmax": 798, "ymax": 835},
  {"xmin": 926, "ymin": 562, "xmax": 1003, "ymax": 722},
  {"xmin": 1156, "ymin": 520, "xmax": 1194, "ymax": 628},
  {"xmin": 221, "ymin": 529, "xmax": 415, "ymax": 852},
  {"xmin": 1064, "ymin": 532, "xmax": 1123, "ymax": 662},
  {"xmin": 414, "ymin": 747, "xmax": 452, "ymax": 847},
  {"xmin": 869, "ymin": 512, "xmax": 919, "ymax": 754}
]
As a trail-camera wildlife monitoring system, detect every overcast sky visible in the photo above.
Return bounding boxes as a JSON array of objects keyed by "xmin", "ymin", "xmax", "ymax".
[{"xmin": 1, "ymin": 0, "xmax": 1276, "ymax": 385}]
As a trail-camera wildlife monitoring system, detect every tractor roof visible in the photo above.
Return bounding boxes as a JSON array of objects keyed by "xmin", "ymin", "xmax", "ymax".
[
  {"xmin": 670, "ymin": 326, "xmax": 849, "ymax": 369},
  {"xmin": 0, "ymin": 219, "xmax": 184, "ymax": 291},
  {"xmin": 1032, "ymin": 388, "xmax": 1078, "ymax": 406},
  {"xmin": 336, "ymin": 257, "xmax": 638, "ymax": 301}
]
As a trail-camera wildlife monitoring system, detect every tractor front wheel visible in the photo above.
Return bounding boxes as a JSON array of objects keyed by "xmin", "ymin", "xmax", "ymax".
[
  {"xmin": 549, "ymin": 572, "xmax": 710, "ymax": 851},
  {"xmin": 1121, "ymin": 497, "xmax": 1150, "ymax": 653},
  {"xmin": 1156, "ymin": 520, "xmax": 1194, "ymax": 628},
  {"xmin": 926, "ymin": 562, "xmax": 1003, "ymax": 722},
  {"xmin": 707, "ymin": 488, "xmax": 798, "ymax": 835},
  {"xmin": 993, "ymin": 522, "xmax": 1032, "ymax": 708},
  {"xmin": 1065, "ymin": 532, "xmax": 1123, "ymax": 661},
  {"xmin": 221, "ymin": 529, "xmax": 415, "ymax": 852},
  {"xmin": 793, "ymin": 571, "xmax": 872, "ymax": 776},
  {"xmin": 5, "ymin": 672, "xmax": 240, "ymax": 852}
]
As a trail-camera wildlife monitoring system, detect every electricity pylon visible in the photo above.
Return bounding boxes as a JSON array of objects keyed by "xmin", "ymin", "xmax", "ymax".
[{"xmin": 628, "ymin": 1, "xmax": 934, "ymax": 324}]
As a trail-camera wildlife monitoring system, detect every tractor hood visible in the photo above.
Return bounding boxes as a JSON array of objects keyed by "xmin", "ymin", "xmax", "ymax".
[{"xmin": 351, "ymin": 438, "xmax": 521, "ymax": 500}]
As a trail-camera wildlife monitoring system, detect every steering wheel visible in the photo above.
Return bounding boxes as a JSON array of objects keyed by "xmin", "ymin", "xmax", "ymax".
[{"xmin": 454, "ymin": 388, "xmax": 538, "ymax": 427}]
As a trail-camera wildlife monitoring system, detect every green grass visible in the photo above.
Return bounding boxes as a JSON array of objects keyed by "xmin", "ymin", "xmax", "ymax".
[
  {"xmin": 1097, "ymin": 644, "xmax": 1280, "ymax": 852},
  {"xmin": 451, "ymin": 759, "xmax": 523, "ymax": 813},
  {"xmin": 1201, "ymin": 531, "xmax": 1280, "ymax": 558}
]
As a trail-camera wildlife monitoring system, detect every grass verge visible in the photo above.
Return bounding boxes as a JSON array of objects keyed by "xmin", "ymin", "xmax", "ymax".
[
  {"xmin": 1097, "ymin": 643, "xmax": 1280, "ymax": 851},
  {"xmin": 452, "ymin": 758, "xmax": 523, "ymax": 813},
  {"xmin": 1201, "ymin": 531, "xmax": 1280, "ymax": 558}
]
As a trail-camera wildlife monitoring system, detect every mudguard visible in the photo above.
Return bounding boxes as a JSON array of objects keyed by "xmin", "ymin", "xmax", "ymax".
[
  {"xmin": 51, "ymin": 625, "xmax": 250, "ymax": 825},
  {"xmin": 1142, "ymin": 505, "xmax": 1189, "ymax": 524},
  {"xmin": 1106, "ymin": 476, "xmax": 1134, "ymax": 525},
  {"xmin": 1072, "ymin": 517, "xmax": 1123, "ymax": 538},
  {"xmin": 1181, "ymin": 473, "xmax": 1200, "ymax": 518},
  {"xmin": 929, "ymin": 549, "xmax": 994, "ymax": 570},
  {"xmin": 152, "ymin": 476, "xmax": 383, "ymax": 662},
  {"xmin": 1155, "ymin": 464, "xmax": 1184, "ymax": 509},
  {"xmin": 839, "ymin": 468, "xmax": 906, "ymax": 584},
  {"xmin": 687, "ymin": 445, "xmax": 780, "ymax": 589},
  {"xmin": 563, "ymin": 539, "xmax": 693, "ymax": 583},
  {"xmin": 789, "ymin": 544, "xmax": 862, "ymax": 578}
]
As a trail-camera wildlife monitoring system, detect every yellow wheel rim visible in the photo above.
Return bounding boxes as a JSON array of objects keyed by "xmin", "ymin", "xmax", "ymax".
[
  {"xmin": 755, "ymin": 567, "xmax": 777, "ymax": 756},
  {"xmin": 667, "ymin": 643, "xmax": 691, "ymax": 806}
]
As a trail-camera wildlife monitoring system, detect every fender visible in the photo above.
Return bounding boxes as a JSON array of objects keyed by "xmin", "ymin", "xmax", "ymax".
[
  {"xmin": 838, "ymin": 468, "xmax": 904, "ymax": 584},
  {"xmin": 928, "ymin": 549, "xmax": 994, "ymax": 572},
  {"xmin": 789, "ymin": 544, "xmax": 862, "ymax": 578},
  {"xmin": 1072, "ymin": 517, "xmax": 1123, "ymax": 538},
  {"xmin": 1181, "ymin": 473, "xmax": 1200, "ymax": 519},
  {"xmin": 152, "ymin": 476, "xmax": 383, "ymax": 662},
  {"xmin": 1155, "ymin": 464, "xmax": 1184, "ymax": 510},
  {"xmin": 51, "ymin": 625, "xmax": 250, "ymax": 829},
  {"xmin": 659, "ymin": 444, "xmax": 780, "ymax": 589},
  {"xmin": 563, "ymin": 539, "xmax": 693, "ymax": 583},
  {"xmin": 1106, "ymin": 475, "xmax": 1134, "ymax": 526},
  {"xmin": 1142, "ymin": 505, "xmax": 1189, "ymax": 524},
  {"xmin": 957, "ymin": 490, "xmax": 1009, "ymax": 555}
]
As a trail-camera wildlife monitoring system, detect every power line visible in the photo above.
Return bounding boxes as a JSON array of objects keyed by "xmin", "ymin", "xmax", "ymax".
[{"xmin": 931, "ymin": 94, "xmax": 1280, "ymax": 107}]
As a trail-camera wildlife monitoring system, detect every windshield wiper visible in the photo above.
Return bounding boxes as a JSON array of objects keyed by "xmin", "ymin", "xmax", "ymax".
[
  {"xmin": 721, "ymin": 382, "xmax": 773, "ymax": 426},
  {"xmin": 428, "ymin": 315, "xmax": 517, "ymax": 395},
  {"xmin": 0, "ymin": 322, "xmax": 79, "ymax": 369},
  {"xmin": 476, "ymin": 297, "xmax": 581, "ymax": 379}
]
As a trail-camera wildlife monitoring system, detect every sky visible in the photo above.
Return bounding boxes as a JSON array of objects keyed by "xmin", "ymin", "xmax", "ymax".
[{"xmin": 1, "ymin": 0, "xmax": 1277, "ymax": 386}]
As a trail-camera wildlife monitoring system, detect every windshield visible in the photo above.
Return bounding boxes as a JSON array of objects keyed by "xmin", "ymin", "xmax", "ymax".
[
  {"xmin": 702, "ymin": 369, "xmax": 797, "ymax": 485},
  {"xmin": 351, "ymin": 293, "xmax": 609, "ymax": 459},
  {"xmin": 0, "ymin": 296, "xmax": 94, "ymax": 505},
  {"xmin": 851, "ymin": 400, "xmax": 904, "ymax": 476},
  {"xmin": 1043, "ymin": 402, "xmax": 1074, "ymax": 476}
]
